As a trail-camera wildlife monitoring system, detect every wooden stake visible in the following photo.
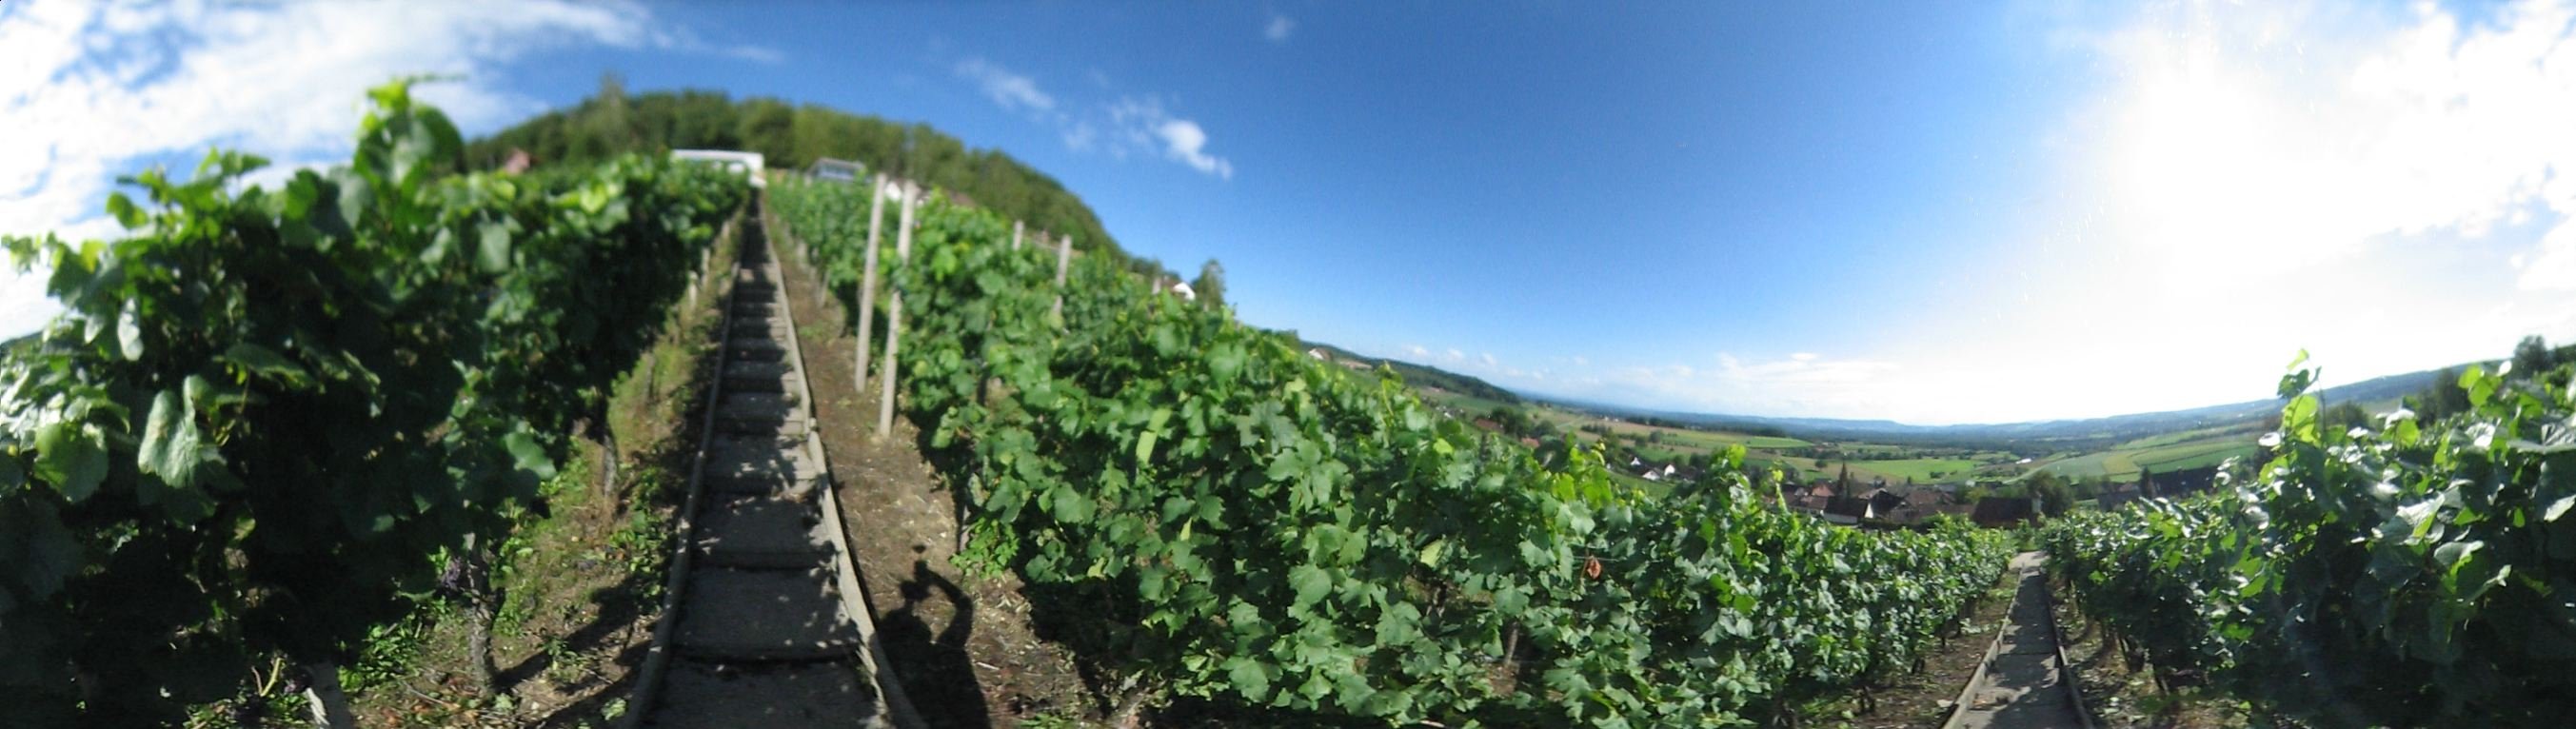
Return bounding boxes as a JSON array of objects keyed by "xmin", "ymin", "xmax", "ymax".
[
  {"xmin": 1013, "ymin": 220, "xmax": 1023, "ymax": 250},
  {"xmin": 1052, "ymin": 232, "xmax": 1073, "ymax": 322},
  {"xmin": 856, "ymin": 174, "xmax": 888, "ymax": 397},
  {"xmin": 877, "ymin": 186, "xmax": 916, "ymax": 440}
]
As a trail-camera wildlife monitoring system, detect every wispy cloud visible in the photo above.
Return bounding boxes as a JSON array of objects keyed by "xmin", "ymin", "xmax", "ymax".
[
  {"xmin": 1109, "ymin": 96, "xmax": 1236, "ymax": 179},
  {"xmin": 0, "ymin": 0, "xmax": 777, "ymax": 339},
  {"xmin": 955, "ymin": 56, "xmax": 1055, "ymax": 113},
  {"xmin": 1265, "ymin": 12, "xmax": 1296, "ymax": 44},
  {"xmin": 949, "ymin": 58, "xmax": 1236, "ymax": 180}
]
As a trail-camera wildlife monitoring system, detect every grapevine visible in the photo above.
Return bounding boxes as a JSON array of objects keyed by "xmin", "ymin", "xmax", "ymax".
[
  {"xmin": 0, "ymin": 82, "xmax": 745, "ymax": 723},
  {"xmin": 2043, "ymin": 356, "xmax": 2576, "ymax": 727},
  {"xmin": 772, "ymin": 176, "xmax": 2011, "ymax": 726}
]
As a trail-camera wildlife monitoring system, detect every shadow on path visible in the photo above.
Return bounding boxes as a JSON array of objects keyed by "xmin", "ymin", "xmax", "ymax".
[{"xmin": 879, "ymin": 545, "xmax": 992, "ymax": 728}]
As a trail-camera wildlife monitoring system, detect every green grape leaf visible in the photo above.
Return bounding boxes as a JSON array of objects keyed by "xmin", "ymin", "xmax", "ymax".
[
  {"xmin": 33, "ymin": 423, "xmax": 108, "ymax": 502},
  {"xmin": 1290, "ymin": 563, "xmax": 1331, "ymax": 608},
  {"xmin": 477, "ymin": 220, "xmax": 512, "ymax": 274},
  {"xmin": 222, "ymin": 343, "xmax": 308, "ymax": 385},
  {"xmin": 505, "ymin": 430, "xmax": 556, "ymax": 479},
  {"xmin": 1053, "ymin": 487, "xmax": 1094, "ymax": 523},
  {"xmin": 137, "ymin": 389, "xmax": 202, "ymax": 487},
  {"xmin": 107, "ymin": 192, "xmax": 146, "ymax": 229},
  {"xmin": 1494, "ymin": 585, "xmax": 1529, "ymax": 617},
  {"xmin": 1226, "ymin": 656, "xmax": 1271, "ymax": 701}
]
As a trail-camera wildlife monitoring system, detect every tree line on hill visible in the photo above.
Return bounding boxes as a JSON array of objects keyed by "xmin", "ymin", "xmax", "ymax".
[{"xmin": 463, "ymin": 75, "xmax": 1176, "ymax": 278}]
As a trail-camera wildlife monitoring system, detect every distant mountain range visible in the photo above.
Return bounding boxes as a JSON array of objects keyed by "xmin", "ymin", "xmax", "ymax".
[
  {"xmin": 1310, "ymin": 336, "xmax": 2476, "ymax": 451},
  {"xmin": 1565, "ymin": 363, "xmax": 2455, "ymax": 449}
]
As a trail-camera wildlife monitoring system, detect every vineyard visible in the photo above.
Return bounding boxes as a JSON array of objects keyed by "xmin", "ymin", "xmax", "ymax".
[
  {"xmin": 0, "ymin": 83, "xmax": 748, "ymax": 725},
  {"xmin": 0, "ymin": 83, "xmax": 2030, "ymax": 727},
  {"xmin": 2043, "ymin": 359, "xmax": 2576, "ymax": 728},
  {"xmin": 769, "ymin": 176, "xmax": 2014, "ymax": 726}
]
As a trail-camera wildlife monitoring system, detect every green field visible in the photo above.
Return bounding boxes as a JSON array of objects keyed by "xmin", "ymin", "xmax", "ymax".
[
  {"xmin": 1401, "ymin": 377, "xmax": 2249, "ymax": 490},
  {"xmin": 2130, "ymin": 440, "xmax": 2258, "ymax": 472},
  {"xmin": 2036, "ymin": 432, "xmax": 2258, "ymax": 482},
  {"xmin": 1414, "ymin": 387, "xmax": 1520, "ymax": 420},
  {"xmin": 1853, "ymin": 458, "xmax": 1989, "ymax": 483}
]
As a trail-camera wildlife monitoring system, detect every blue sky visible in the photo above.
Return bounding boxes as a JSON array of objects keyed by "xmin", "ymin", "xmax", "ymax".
[{"xmin": 8, "ymin": 1, "xmax": 2576, "ymax": 424}]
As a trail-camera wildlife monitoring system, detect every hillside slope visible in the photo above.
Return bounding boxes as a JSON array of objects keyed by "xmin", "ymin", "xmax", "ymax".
[
  {"xmin": 465, "ymin": 80, "xmax": 1139, "ymax": 270},
  {"xmin": 1298, "ymin": 342, "xmax": 1522, "ymax": 406}
]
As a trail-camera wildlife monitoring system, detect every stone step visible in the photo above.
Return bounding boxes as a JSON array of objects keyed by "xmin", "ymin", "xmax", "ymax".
[
  {"xmin": 728, "ymin": 338, "xmax": 788, "ymax": 363},
  {"xmin": 701, "ymin": 438, "xmax": 822, "ymax": 498},
  {"xmin": 719, "ymin": 412, "xmax": 808, "ymax": 438},
  {"xmin": 644, "ymin": 660, "xmax": 882, "ymax": 729},
  {"xmin": 731, "ymin": 320, "xmax": 792, "ymax": 339},
  {"xmin": 723, "ymin": 361, "xmax": 799, "ymax": 393},
  {"xmin": 718, "ymin": 391, "xmax": 802, "ymax": 422},
  {"xmin": 693, "ymin": 493, "xmax": 836, "ymax": 569},
  {"xmin": 674, "ymin": 566, "xmax": 865, "ymax": 662}
]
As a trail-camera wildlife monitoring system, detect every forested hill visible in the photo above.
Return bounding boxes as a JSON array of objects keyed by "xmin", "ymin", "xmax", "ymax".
[
  {"xmin": 465, "ymin": 79, "xmax": 1131, "ymax": 267},
  {"xmin": 1300, "ymin": 342, "xmax": 1523, "ymax": 405}
]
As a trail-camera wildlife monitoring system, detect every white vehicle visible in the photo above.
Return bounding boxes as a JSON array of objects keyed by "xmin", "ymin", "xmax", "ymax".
[
  {"xmin": 808, "ymin": 157, "xmax": 865, "ymax": 184},
  {"xmin": 670, "ymin": 149, "xmax": 765, "ymax": 188}
]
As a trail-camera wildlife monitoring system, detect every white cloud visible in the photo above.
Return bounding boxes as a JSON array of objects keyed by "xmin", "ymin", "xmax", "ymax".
[
  {"xmin": 1061, "ymin": 121, "xmax": 1099, "ymax": 151},
  {"xmin": 955, "ymin": 57, "xmax": 1055, "ymax": 113},
  {"xmin": 1153, "ymin": 119, "xmax": 1234, "ymax": 179},
  {"xmin": 2525, "ymin": 223, "xmax": 2576, "ymax": 290},
  {"xmin": 1479, "ymin": 352, "xmax": 1497, "ymax": 366},
  {"xmin": 1444, "ymin": 348, "xmax": 1465, "ymax": 361},
  {"xmin": 1265, "ymin": 13, "xmax": 1296, "ymax": 44},
  {"xmin": 1109, "ymin": 97, "xmax": 1235, "ymax": 179},
  {"xmin": 956, "ymin": 63, "xmax": 1237, "ymax": 180},
  {"xmin": 1776, "ymin": 0, "xmax": 2576, "ymax": 424},
  {"xmin": 2076, "ymin": 0, "xmax": 2576, "ymax": 275},
  {"xmin": 0, "ymin": 0, "xmax": 773, "ymax": 339},
  {"xmin": 1405, "ymin": 344, "xmax": 1429, "ymax": 358}
]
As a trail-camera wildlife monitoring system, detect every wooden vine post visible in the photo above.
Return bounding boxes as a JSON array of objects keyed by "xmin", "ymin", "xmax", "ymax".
[
  {"xmin": 1052, "ymin": 232, "xmax": 1073, "ymax": 323},
  {"xmin": 856, "ymin": 173, "xmax": 888, "ymax": 396},
  {"xmin": 876, "ymin": 184, "xmax": 917, "ymax": 440},
  {"xmin": 1012, "ymin": 219, "xmax": 1023, "ymax": 250},
  {"xmin": 687, "ymin": 224, "xmax": 709, "ymax": 310}
]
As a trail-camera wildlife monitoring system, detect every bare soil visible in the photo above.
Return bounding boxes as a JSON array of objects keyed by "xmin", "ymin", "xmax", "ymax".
[
  {"xmin": 768, "ymin": 209, "xmax": 1094, "ymax": 728},
  {"xmin": 2052, "ymin": 598, "xmax": 2252, "ymax": 729}
]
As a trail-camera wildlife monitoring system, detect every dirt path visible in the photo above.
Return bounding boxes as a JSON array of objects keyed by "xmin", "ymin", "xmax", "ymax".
[
  {"xmin": 1946, "ymin": 551, "xmax": 2091, "ymax": 729},
  {"xmin": 624, "ymin": 203, "xmax": 904, "ymax": 728}
]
